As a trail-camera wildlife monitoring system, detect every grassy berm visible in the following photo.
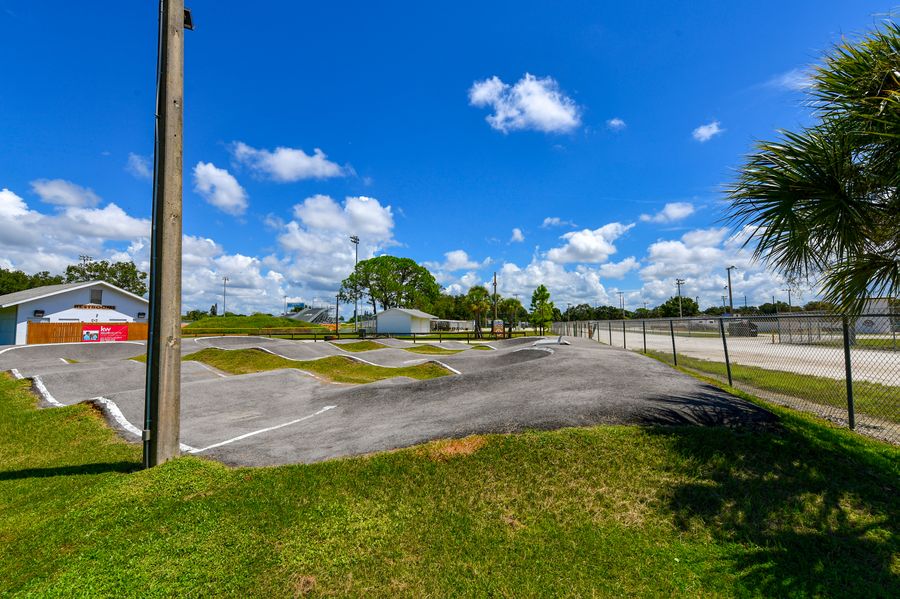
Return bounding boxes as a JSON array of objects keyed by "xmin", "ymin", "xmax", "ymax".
[{"xmin": 0, "ymin": 372, "xmax": 897, "ymax": 596}]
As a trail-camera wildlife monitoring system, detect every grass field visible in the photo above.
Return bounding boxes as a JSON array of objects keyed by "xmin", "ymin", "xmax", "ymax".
[
  {"xmin": 0, "ymin": 372, "xmax": 896, "ymax": 596},
  {"xmin": 184, "ymin": 314, "xmax": 327, "ymax": 333},
  {"xmin": 401, "ymin": 344, "xmax": 464, "ymax": 355},
  {"xmin": 331, "ymin": 340, "xmax": 388, "ymax": 352},
  {"xmin": 646, "ymin": 350, "xmax": 900, "ymax": 424},
  {"xmin": 185, "ymin": 348, "xmax": 450, "ymax": 384}
]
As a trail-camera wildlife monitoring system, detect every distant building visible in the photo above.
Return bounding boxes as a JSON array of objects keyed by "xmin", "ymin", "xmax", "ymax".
[
  {"xmin": 375, "ymin": 308, "xmax": 437, "ymax": 334},
  {"xmin": 0, "ymin": 281, "xmax": 148, "ymax": 345}
]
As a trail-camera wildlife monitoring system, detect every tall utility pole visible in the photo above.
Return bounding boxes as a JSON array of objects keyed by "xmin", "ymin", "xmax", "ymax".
[
  {"xmin": 349, "ymin": 235, "xmax": 359, "ymax": 331},
  {"xmin": 143, "ymin": 0, "xmax": 189, "ymax": 468},
  {"xmin": 675, "ymin": 278, "xmax": 685, "ymax": 317},
  {"xmin": 283, "ymin": 295, "xmax": 288, "ymax": 316},
  {"xmin": 783, "ymin": 287, "xmax": 793, "ymax": 311},
  {"xmin": 222, "ymin": 276, "xmax": 229, "ymax": 316},
  {"xmin": 617, "ymin": 291, "xmax": 625, "ymax": 319},
  {"xmin": 492, "ymin": 272, "xmax": 498, "ymax": 324},
  {"xmin": 725, "ymin": 265, "xmax": 736, "ymax": 314}
]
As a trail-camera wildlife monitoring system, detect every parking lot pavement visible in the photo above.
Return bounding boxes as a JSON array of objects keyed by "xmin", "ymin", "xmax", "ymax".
[{"xmin": 3, "ymin": 338, "xmax": 774, "ymax": 467}]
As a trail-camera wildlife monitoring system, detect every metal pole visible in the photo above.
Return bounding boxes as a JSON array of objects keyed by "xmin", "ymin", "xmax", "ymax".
[
  {"xmin": 622, "ymin": 320, "xmax": 626, "ymax": 349},
  {"xmin": 608, "ymin": 321, "xmax": 612, "ymax": 345},
  {"xmin": 675, "ymin": 279, "xmax": 685, "ymax": 318},
  {"xmin": 719, "ymin": 317, "xmax": 732, "ymax": 386},
  {"xmin": 222, "ymin": 276, "xmax": 228, "ymax": 316},
  {"xmin": 642, "ymin": 320, "xmax": 647, "ymax": 353},
  {"xmin": 842, "ymin": 316, "xmax": 855, "ymax": 429},
  {"xmin": 726, "ymin": 265, "xmax": 735, "ymax": 314},
  {"xmin": 350, "ymin": 235, "xmax": 359, "ymax": 332},
  {"xmin": 143, "ymin": 0, "xmax": 185, "ymax": 468},
  {"xmin": 669, "ymin": 319, "xmax": 677, "ymax": 366},
  {"xmin": 335, "ymin": 295, "xmax": 340, "ymax": 339}
]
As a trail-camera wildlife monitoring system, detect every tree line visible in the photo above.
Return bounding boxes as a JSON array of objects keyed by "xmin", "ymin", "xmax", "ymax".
[{"xmin": 0, "ymin": 260, "xmax": 148, "ymax": 296}]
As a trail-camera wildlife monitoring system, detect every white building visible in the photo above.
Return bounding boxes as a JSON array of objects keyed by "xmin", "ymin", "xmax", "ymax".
[
  {"xmin": 375, "ymin": 308, "xmax": 437, "ymax": 334},
  {"xmin": 0, "ymin": 281, "xmax": 148, "ymax": 345}
]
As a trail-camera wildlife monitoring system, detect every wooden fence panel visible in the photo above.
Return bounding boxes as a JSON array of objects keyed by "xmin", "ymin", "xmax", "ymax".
[{"xmin": 26, "ymin": 322, "xmax": 149, "ymax": 345}]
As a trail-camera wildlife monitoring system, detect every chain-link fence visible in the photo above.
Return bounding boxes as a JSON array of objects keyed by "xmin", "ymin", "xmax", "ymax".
[{"xmin": 553, "ymin": 313, "xmax": 900, "ymax": 444}]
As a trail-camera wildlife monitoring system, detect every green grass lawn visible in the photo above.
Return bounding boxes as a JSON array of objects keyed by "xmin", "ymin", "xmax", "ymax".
[
  {"xmin": 646, "ymin": 350, "xmax": 900, "ymax": 424},
  {"xmin": 330, "ymin": 340, "xmax": 388, "ymax": 352},
  {"xmin": 185, "ymin": 348, "xmax": 450, "ymax": 384},
  {"xmin": 471, "ymin": 344, "xmax": 493, "ymax": 350},
  {"xmin": 402, "ymin": 344, "xmax": 463, "ymax": 355},
  {"xmin": 0, "ymin": 372, "xmax": 896, "ymax": 597},
  {"xmin": 184, "ymin": 314, "xmax": 326, "ymax": 332}
]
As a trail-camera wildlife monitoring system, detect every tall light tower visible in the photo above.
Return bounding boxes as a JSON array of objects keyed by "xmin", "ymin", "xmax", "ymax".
[
  {"xmin": 617, "ymin": 291, "xmax": 625, "ymax": 319},
  {"xmin": 783, "ymin": 287, "xmax": 793, "ymax": 311},
  {"xmin": 726, "ymin": 265, "xmax": 736, "ymax": 314},
  {"xmin": 675, "ymin": 278, "xmax": 686, "ymax": 317},
  {"xmin": 222, "ymin": 276, "xmax": 229, "ymax": 316},
  {"xmin": 143, "ymin": 0, "xmax": 192, "ymax": 469},
  {"xmin": 349, "ymin": 235, "xmax": 359, "ymax": 332}
]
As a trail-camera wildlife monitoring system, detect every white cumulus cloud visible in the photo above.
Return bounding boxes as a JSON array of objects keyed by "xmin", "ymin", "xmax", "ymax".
[
  {"xmin": 193, "ymin": 162, "xmax": 248, "ymax": 216},
  {"xmin": 606, "ymin": 117, "xmax": 626, "ymax": 131},
  {"xmin": 510, "ymin": 227, "xmax": 525, "ymax": 243},
  {"xmin": 468, "ymin": 73, "xmax": 581, "ymax": 133},
  {"xmin": 424, "ymin": 249, "xmax": 490, "ymax": 272},
  {"xmin": 599, "ymin": 256, "xmax": 639, "ymax": 279},
  {"xmin": 30, "ymin": 179, "xmax": 100, "ymax": 207},
  {"xmin": 231, "ymin": 141, "xmax": 346, "ymax": 182},
  {"xmin": 692, "ymin": 120, "xmax": 724, "ymax": 142},
  {"xmin": 541, "ymin": 216, "xmax": 576, "ymax": 228},
  {"xmin": 639, "ymin": 202, "xmax": 695, "ymax": 224},
  {"xmin": 126, "ymin": 153, "xmax": 152, "ymax": 180},
  {"xmin": 546, "ymin": 222, "xmax": 633, "ymax": 264}
]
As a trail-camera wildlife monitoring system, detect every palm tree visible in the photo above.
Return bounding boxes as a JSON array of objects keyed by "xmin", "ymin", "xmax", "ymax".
[
  {"xmin": 726, "ymin": 23, "xmax": 899, "ymax": 314},
  {"xmin": 465, "ymin": 286, "xmax": 491, "ymax": 339}
]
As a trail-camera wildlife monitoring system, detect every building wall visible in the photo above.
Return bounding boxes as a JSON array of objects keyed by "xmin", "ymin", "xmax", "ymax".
[
  {"xmin": 13, "ymin": 285, "xmax": 148, "ymax": 344},
  {"xmin": 375, "ymin": 311, "xmax": 433, "ymax": 334},
  {"xmin": 0, "ymin": 306, "xmax": 17, "ymax": 345}
]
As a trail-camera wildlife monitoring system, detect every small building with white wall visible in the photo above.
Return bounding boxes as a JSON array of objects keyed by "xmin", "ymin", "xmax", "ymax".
[
  {"xmin": 0, "ymin": 280, "xmax": 148, "ymax": 345},
  {"xmin": 375, "ymin": 308, "xmax": 437, "ymax": 335}
]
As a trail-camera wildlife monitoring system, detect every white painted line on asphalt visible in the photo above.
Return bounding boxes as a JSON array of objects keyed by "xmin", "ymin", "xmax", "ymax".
[
  {"xmin": 10, "ymin": 368, "xmax": 23, "ymax": 379},
  {"xmin": 431, "ymin": 360, "xmax": 462, "ymax": 375},
  {"xmin": 189, "ymin": 360, "xmax": 227, "ymax": 378},
  {"xmin": 187, "ymin": 405, "xmax": 337, "ymax": 454},
  {"xmin": 90, "ymin": 396, "xmax": 198, "ymax": 453},
  {"xmin": 0, "ymin": 340, "xmax": 143, "ymax": 356},
  {"xmin": 32, "ymin": 376, "xmax": 64, "ymax": 407}
]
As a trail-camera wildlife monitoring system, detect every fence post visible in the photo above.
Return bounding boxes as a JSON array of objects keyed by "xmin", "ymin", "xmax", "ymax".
[
  {"xmin": 642, "ymin": 320, "xmax": 647, "ymax": 353},
  {"xmin": 842, "ymin": 315, "xmax": 856, "ymax": 430},
  {"xmin": 669, "ymin": 319, "xmax": 677, "ymax": 366},
  {"xmin": 719, "ymin": 317, "xmax": 733, "ymax": 387},
  {"xmin": 622, "ymin": 320, "xmax": 626, "ymax": 349},
  {"xmin": 608, "ymin": 321, "xmax": 612, "ymax": 345}
]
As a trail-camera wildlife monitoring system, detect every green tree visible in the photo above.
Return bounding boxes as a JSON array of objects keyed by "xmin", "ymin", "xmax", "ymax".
[
  {"xmin": 339, "ymin": 255, "xmax": 439, "ymax": 313},
  {"xmin": 726, "ymin": 24, "xmax": 900, "ymax": 314},
  {"xmin": 0, "ymin": 268, "xmax": 64, "ymax": 295},
  {"xmin": 498, "ymin": 297, "xmax": 526, "ymax": 324},
  {"xmin": 465, "ymin": 286, "xmax": 491, "ymax": 339},
  {"xmin": 655, "ymin": 296, "xmax": 700, "ymax": 318},
  {"xmin": 529, "ymin": 284, "xmax": 554, "ymax": 334},
  {"xmin": 65, "ymin": 260, "xmax": 148, "ymax": 296}
]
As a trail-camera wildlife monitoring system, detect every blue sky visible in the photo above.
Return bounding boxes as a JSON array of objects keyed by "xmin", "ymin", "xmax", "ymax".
[{"xmin": 0, "ymin": 1, "xmax": 894, "ymax": 314}]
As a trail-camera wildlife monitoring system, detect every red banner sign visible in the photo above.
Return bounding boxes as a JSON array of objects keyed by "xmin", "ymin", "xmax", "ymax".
[{"xmin": 81, "ymin": 324, "xmax": 129, "ymax": 342}]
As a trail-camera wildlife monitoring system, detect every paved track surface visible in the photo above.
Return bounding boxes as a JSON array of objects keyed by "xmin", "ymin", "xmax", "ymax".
[{"xmin": 1, "ymin": 336, "xmax": 773, "ymax": 466}]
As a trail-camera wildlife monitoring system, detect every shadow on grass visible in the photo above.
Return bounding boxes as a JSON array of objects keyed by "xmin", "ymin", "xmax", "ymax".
[
  {"xmin": 0, "ymin": 461, "xmax": 139, "ymax": 481},
  {"xmin": 643, "ymin": 404, "xmax": 899, "ymax": 597}
]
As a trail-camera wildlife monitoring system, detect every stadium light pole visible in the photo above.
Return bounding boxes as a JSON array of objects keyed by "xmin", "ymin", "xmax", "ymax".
[
  {"xmin": 675, "ymin": 279, "xmax": 685, "ymax": 317},
  {"xmin": 726, "ymin": 265, "xmax": 736, "ymax": 314},
  {"xmin": 143, "ymin": 0, "xmax": 192, "ymax": 469},
  {"xmin": 783, "ymin": 287, "xmax": 793, "ymax": 311},
  {"xmin": 349, "ymin": 235, "xmax": 359, "ymax": 332},
  {"xmin": 222, "ymin": 276, "xmax": 228, "ymax": 316}
]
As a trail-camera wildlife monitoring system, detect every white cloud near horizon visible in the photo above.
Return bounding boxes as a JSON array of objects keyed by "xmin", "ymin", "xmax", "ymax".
[
  {"xmin": 639, "ymin": 201, "xmax": 695, "ymax": 224},
  {"xmin": 424, "ymin": 249, "xmax": 491, "ymax": 273},
  {"xmin": 469, "ymin": 73, "xmax": 581, "ymax": 134},
  {"xmin": 546, "ymin": 222, "xmax": 633, "ymax": 264},
  {"xmin": 231, "ymin": 141, "xmax": 346, "ymax": 182},
  {"xmin": 692, "ymin": 120, "xmax": 724, "ymax": 142},
  {"xmin": 30, "ymin": 179, "xmax": 100, "ymax": 207},
  {"xmin": 192, "ymin": 162, "xmax": 248, "ymax": 216},
  {"xmin": 126, "ymin": 153, "xmax": 152, "ymax": 180}
]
